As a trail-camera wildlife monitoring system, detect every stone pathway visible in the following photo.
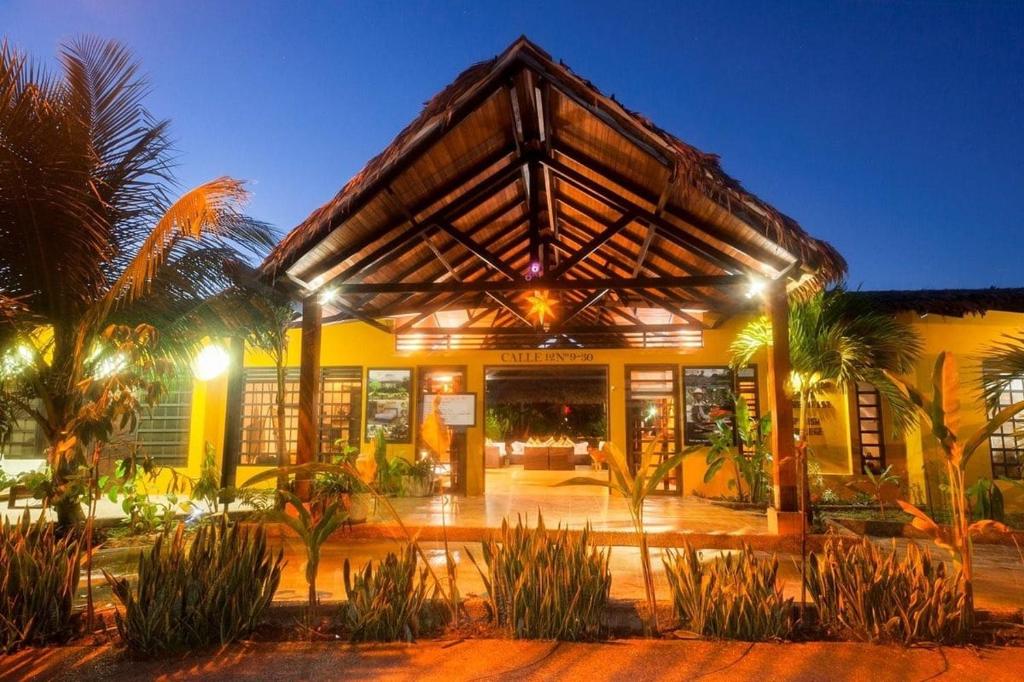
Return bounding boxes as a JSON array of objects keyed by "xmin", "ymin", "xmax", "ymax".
[{"xmin": 5, "ymin": 639, "xmax": 1023, "ymax": 681}]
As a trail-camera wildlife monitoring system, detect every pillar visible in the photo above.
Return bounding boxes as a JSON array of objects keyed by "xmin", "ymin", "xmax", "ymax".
[
  {"xmin": 295, "ymin": 296, "xmax": 322, "ymax": 500},
  {"xmin": 219, "ymin": 336, "xmax": 245, "ymax": 488},
  {"xmin": 764, "ymin": 281, "xmax": 802, "ymax": 534}
]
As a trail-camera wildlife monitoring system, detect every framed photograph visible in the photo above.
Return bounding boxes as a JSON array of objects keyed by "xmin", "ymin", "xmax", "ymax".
[
  {"xmin": 682, "ymin": 367, "xmax": 735, "ymax": 444},
  {"xmin": 365, "ymin": 368, "xmax": 413, "ymax": 442}
]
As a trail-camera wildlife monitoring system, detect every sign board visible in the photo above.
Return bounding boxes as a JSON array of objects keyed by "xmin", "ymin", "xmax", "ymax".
[
  {"xmin": 498, "ymin": 351, "xmax": 596, "ymax": 363},
  {"xmin": 421, "ymin": 392, "xmax": 477, "ymax": 427}
]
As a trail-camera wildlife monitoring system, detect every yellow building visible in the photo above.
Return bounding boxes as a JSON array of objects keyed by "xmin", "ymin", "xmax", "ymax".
[
  {"xmin": 4, "ymin": 38, "xmax": 1022, "ymax": 529},
  {"xmin": 152, "ymin": 295, "xmax": 1018, "ymax": 511}
]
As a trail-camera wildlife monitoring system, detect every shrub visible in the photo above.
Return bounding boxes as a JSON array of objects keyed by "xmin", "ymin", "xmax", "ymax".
[
  {"xmin": 0, "ymin": 512, "xmax": 82, "ymax": 652},
  {"xmin": 663, "ymin": 544, "xmax": 793, "ymax": 641},
  {"xmin": 806, "ymin": 537, "xmax": 968, "ymax": 644},
  {"xmin": 105, "ymin": 517, "xmax": 283, "ymax": 655},
  {"xmin": 469, "ymin": 515, "xmax": 610, "ymax": 640},
  {"xmin": 341, "ymin": 545, "xmax": 440, "ymax": 641}
]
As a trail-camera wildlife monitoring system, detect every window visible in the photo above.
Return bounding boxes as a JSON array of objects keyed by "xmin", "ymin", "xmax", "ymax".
[
  {"xmin": 988, "ymin": 374, "xmax": 1024, "ymax": 479},
  {"xmin": 240, "ymin": 368, "xmax": 299, "ymax": 465},
  {"xmin": 853, "ymin": 382, "xmax": 885, "ymax": 474},
  {"xmin": 734, "ymin": 365, "xmax": 760, "ymax": 455},
  {"xmin": 135, "ymin": 385, "xmax": 192, "ymax": 466},
  {"xmin": 626, "ymin": 366, "xmax": 681, "ymax": 495},
  {"xmin": 320, "ymin": 368, "xmax": 363, "ymax": 457},
  {"xmin": 1, "ymin": 407, "xmax": 44, "ymax": 459},
  {"xmin": 239, "ymin": 367, "xmax": 362, "ymax": 465},
  {"xmin": 103, "ymin": 383, "xmax": 194, "ymax": 467}
]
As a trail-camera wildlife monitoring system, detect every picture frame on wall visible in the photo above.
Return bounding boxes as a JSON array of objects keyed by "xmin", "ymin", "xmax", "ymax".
[
  {"xmin": 365, "ymin": 368, "xmax": 413, "ymax": 442},
  {"xmin": 682, "ymin": 367, "xmax": 735, "ymax": 444}
]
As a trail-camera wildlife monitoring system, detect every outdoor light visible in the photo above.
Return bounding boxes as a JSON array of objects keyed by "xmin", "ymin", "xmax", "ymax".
[
  {"xmin": 318, "ymin": 288, "xmax": 338, "ymax": 305},
  {"xmin": 193, "ymin": 344, "xmax": 230, "ymax": 381},
  {"xmin": 525, "ymin": 260, "xmax": 543, "ymax": 281},
  {"xmin": 527, "ymin": 290, "xmax": 556, "ymax": 325},
  {"xmin": 746, "ymin": 277, "xmax": 768, "ymax": 299},
  {"xmin": 0, "ymin": 344, "xmax": 34, "ymax": 378}
]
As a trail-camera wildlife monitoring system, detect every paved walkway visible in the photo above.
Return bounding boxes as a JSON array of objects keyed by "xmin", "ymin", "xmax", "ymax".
[{"xmin": 5, "ymin": 639, "xmax": 1023, "ymax": 681}]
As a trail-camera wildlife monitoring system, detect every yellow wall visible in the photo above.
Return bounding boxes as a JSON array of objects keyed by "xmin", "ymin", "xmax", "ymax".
[
  {"xmin": 899, "ymin": 311, "xmax": 1024, "ymax": 510},
  {"xmin": 175, "ymin": 309, "xmax": 1024, "ymax": 507}
]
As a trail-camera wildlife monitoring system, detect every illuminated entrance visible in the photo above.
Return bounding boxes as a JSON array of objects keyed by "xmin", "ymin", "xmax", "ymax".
[
  {"xmin": 259, "ymin": 37, "xmax": 846, "ymax": 534},
  {"xmin": 484, "ymin": 366, "xmax": 608, "ymax": 489}
]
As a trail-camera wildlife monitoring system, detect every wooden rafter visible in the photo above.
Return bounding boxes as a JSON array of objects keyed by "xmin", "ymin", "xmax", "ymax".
[{"xmin": 335, "ymin": 274, "xmax": 744, "ymax": 296}]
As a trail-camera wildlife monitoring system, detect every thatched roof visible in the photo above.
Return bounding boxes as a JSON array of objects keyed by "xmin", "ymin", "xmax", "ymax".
[
  {"xmin": 262, "ymin": 37, "xmax": 845, "ymax": 339},
  {"xmin": 855, "ymin": 288, "xmax": 1024, "ymax": 318}
]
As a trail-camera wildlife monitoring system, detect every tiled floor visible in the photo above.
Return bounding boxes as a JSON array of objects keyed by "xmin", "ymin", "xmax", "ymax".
[{"xmin": 371, "ymin": 466, "xmax": 769, "ymax": 535}]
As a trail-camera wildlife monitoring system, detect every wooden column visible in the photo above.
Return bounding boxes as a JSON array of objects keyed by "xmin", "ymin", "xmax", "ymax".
[
  {"xmin": 764, "ymin": 281, "xmax": 802, "ymax": 534},
  {"xmin": 219, "ymin": 336, "xmax": 245, "ymax": 489},
  {"xmin": 295, "ymin": 296, "xmax": 322, "ymax": 500}
]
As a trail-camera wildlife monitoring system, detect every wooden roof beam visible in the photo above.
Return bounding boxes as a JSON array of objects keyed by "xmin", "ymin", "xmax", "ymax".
[
  {"xmin": 335, "ymin": 274, "xmax": 744, "ymax": 295},
  {"xmin": 547, "ymin": 211, "xmax": 637, "ymax": 279},
  {"xmin": 295, "ymin": 142, "xmax": 517, "ymax": 283},
  {"xmin": 541, "ymin": 154, "xmax": 754, "ymax": 276},
  {"xmin": 435, "ymin": 220, "xmax": 523, "ymax": 281},
  {"xmin": 553, "ymin": 143, "xmax": 794, "ymax": 272}
]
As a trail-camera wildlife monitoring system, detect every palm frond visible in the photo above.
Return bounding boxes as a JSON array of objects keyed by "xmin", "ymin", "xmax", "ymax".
[{"xmin": 979, "ymin": 333, "xmax": 1024, "ymax": 408}]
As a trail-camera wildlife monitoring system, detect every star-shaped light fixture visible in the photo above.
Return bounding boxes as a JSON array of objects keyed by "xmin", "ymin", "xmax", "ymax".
[{"xmin": 526, "ymin": 290, "xmax": 556, "ymax": 326}]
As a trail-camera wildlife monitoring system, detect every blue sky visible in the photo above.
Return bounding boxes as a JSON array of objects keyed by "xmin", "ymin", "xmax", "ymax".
[{"xmin": 3, "ymin": 1, "xmax": 1021, "ymax": 290}]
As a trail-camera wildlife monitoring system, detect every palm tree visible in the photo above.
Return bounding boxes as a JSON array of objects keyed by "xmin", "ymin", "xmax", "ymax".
[
  {"xmin": 0, "ymin": 38, "xmax": 276, "ymax": 525},
  {"xmin": 980, "ymin": 333, "xmax": 1024, "ymax": 408},
  {"xmin": 730, "ymin": 287, "xmax": 922, "ymax": 617},
  {"xmin": 732, "ymin": 287, "xmax": 922, "ymax": 460}
]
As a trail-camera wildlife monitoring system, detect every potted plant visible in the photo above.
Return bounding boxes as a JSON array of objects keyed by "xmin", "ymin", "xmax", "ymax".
[{"xmin": 403, "ymin": 456, "xmax": 435, "ymax": 497}]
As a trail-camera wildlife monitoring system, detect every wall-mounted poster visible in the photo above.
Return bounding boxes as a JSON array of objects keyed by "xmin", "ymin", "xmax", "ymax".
[
  {"xmin": 682, "ymin": 367, "xmax": 734, "ymax": 444},
  {"xmin": 366, "ymin": 368, "xmax": 413, "ymax": 442},
  {"xmin": 420, "ymin": 393, "xmax": 477, "ymax": 428}
]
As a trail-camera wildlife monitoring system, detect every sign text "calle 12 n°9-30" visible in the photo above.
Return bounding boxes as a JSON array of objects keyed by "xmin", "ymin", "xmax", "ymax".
[{"xmin": 498, "ymin": 351, "xmax": 596, "ymax": 363}]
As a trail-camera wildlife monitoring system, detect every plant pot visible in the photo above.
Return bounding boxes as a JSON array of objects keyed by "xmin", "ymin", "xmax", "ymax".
[
  {"xmin": 348, "ymin": 492, "xmax": 370, "ymax": 524},
  {"xmin": 402, "ymin": 475, "xmax": 433, "ymax": 497}
]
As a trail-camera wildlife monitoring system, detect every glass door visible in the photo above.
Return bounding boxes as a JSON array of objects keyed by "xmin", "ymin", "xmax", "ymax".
[
  {"xmin": 625, "ymin": 365, "xmax": 682, "ymax": 495},
  {"xmin": 417, "ymin": 366, "xmax": 467, "ymax": 494}
]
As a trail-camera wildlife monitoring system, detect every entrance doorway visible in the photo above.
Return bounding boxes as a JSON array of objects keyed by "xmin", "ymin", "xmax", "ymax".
[
  {"xmin": 483, "ymin": 366, "xmax": 609, "ymax": 492},
  {"xmin": 416, "ymin": 366, "xmax": 467, "ymax": 494}
]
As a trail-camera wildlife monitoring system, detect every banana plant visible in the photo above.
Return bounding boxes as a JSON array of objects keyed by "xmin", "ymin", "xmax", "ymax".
[
  {"xmin": 701, "ymin": 396, "xmax": 773, "ymax": 504},
  {"xmin": 557, "ymin": 434, "xmax": 700, "ymax": 633},
  {"xmin": 240, "ymin": 461, "xmax": 458, "ymax": 621},
  {"xmin": 886, "ymin": 351, "xmax": 1024, "ymax": 619},
  {"xmin": 275, "ymin": 490, "xmax": 346, "ymax": 615}
]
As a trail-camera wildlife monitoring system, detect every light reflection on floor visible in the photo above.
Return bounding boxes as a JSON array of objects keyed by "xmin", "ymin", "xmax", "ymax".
[{"xmin": 367, "ymin": 466, "xmax": 769, "ymax": 536}]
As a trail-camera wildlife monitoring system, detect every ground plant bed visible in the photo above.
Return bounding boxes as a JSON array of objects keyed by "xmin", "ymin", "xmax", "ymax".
[{"xmin": 831, "ymin": 516, "xmax": 1024, "ymax": 545}]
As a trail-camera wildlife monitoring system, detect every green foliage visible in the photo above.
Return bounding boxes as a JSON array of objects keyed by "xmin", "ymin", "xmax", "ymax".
[
  {"xmin": 558, "ymin": 435, "xmax": 698, "ymax": 632},
  {"xmin": 104, "ymin": 517, "xmax": 282, "ymax": 655},
  {"xmin": 372, "ymin": 431, "xmax": 409, "ymax": 495},
  {"xmin": 807, "ymin": 537, "xmax": 968, "ymax": 645},
  {"xmin": 0, "ymin": 38, "xmax": 277, "ymax": 528},
  {"xmin": 662, "ymin": 544, "xmax": 792, "ymax": 641},
  {"xmin": 966, "ymin": 478, "xmax": 1004, "ymax": 523},
  {"xmin": 703, "ymin": 396, "xmax": 773, "ymax": 504},
  {"xmin": 0, "ymin": 512, "xmax": 82, "ymax": 652},
  {"xmin": 847, "ymin": 464, "xmax": 900, "ymax": 517},
  {"xmin": 99, "ymin": 457, "xmax": 178, "ymax": 535},
  {"xmin": 341, "ymin": 545, "xmax": 440, "ymax": 642},
  {"xmin": 731, "ymin": 288, "xmax": 922, "ymax": 434},
  {"xmin": 484, "ymin": 408, "xmax": 507, "ymax": 442},
  {"xmin": 189, "ymin": 442, "xmax": 222, "ymax": 513},
  {"xmin": 467, "ymin": 515, "xmax": 611, "ymax": 641},
  {"xmin": 313, "ymin": 447, "xmax": 360, "ymax": 503},
  {"xmin": 275, "ymin": 491, "xmax": 347, "ymax": 611}
]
